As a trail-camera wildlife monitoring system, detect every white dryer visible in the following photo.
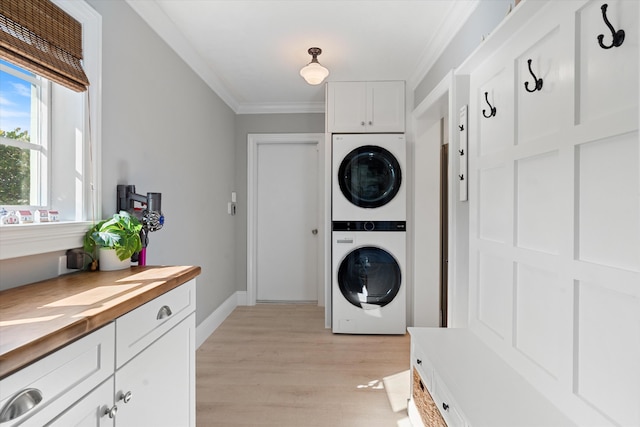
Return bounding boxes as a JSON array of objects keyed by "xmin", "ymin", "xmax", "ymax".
[
  {"xmin": 332, "ymin": 134, "xmax": 406, "ymax": 221},
  {"xmin": 332, "ymin": 221, "xmax": 406, "ymax": 334}
]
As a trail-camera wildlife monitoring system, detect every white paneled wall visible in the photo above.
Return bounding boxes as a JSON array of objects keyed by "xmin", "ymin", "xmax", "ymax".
[{"xmin": 462, "ymin": 0, "xmax": 639, "ymax": 425}]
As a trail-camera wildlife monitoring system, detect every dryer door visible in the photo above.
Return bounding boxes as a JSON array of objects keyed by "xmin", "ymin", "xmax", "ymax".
[
  {"xmin": 337, "ymin": 246, "xmax": 401, "ymax": 309},
  {"xmin": 337, "ymin": 145, "xmax": 402, "ymax": 208}
]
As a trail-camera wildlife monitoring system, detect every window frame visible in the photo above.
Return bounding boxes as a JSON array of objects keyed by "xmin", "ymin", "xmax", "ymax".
[
  {"xmin": 0, "ymin": 0, "xmax": 101, "ymax": 261},
  {"xmin": 0, "ymin": 60, "xmax": 50, "ymax": 208}
]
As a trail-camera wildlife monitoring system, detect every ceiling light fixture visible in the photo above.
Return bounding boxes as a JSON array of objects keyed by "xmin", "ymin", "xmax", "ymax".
[{"xmin": 300, "ymin": 47, "xmax": 329, "ymax": 85}]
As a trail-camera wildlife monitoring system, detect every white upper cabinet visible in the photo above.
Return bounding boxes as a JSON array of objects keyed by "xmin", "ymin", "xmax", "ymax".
[{"xmin": 326, "ymin": 81, "xmax": 405, "ymax": 133}]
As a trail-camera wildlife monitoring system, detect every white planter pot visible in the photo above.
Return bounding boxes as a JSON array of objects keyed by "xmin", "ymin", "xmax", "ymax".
[{"xmin": 99, "ymin": 247, "xmax": 131, "ymax": 271}]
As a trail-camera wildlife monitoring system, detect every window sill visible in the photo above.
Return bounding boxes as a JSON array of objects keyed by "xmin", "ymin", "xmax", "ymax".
[{"xmin": 0, "ymin": 221, "xmax": 92, "ymax": 261}]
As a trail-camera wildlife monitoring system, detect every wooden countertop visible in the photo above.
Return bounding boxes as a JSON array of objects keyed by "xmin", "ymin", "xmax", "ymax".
[{"xmin": 0, "ymin": 265, "xmax": 201, "ymax": 379}]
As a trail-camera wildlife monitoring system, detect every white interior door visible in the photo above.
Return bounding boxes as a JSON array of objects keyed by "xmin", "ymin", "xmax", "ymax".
[{"xmin": 255, "ymin": 139, "xmax": 319, "ymax": 302}]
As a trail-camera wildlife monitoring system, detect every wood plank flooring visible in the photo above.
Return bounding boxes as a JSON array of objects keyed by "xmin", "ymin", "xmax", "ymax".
[{"xmin": 196, "ymin": 304, "xmax": 411, "ymax": 427}]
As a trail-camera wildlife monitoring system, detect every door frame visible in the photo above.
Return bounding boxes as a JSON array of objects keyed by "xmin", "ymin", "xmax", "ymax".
[
  {"xmin": 411, "ymin": 70, "xmax": 470, "ymax": 328},
  {"xmin": 247, "ymin": 133, "xmax": 327, "ymax": 307}
]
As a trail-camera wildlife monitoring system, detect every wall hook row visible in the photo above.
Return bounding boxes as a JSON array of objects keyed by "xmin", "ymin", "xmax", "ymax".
[
  {"xmin": 524, "ymin": 59, "xmax": 543, "ymax": 92},
  {"xmin": 482, "ymin": 92, "xmax": 496, "ymax": 118},
  {"xmin": 598, "ymin": 3, "xmax": 625, "ymax": 49}
]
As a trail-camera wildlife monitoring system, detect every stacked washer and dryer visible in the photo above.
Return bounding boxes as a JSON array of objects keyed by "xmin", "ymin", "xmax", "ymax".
[{"xmin": 332, "ymin": 134, "xmax": 407, "ymax": 334}]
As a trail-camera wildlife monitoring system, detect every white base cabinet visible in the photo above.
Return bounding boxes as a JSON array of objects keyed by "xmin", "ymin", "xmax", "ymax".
[
  {"xmin": 114, "ymin": 313, "xmax": 195, "ymax": 427},
  {"xmin": 408, "ymin": 328, "xmax": 576, "ymax": 427},
  {"xmin": 0, "ymin": 280, "xmax": 196, "ymax": 427},
  {"xmin": 47, "ymin": 378, "xmax": 115, "ymax": 427}
]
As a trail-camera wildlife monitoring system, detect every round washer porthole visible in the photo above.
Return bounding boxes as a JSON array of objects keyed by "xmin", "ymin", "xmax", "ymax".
[
  {"xmin": 337, "ymin": 246, "xmax": 401, "ymax": 309},
  {"xmin": 338, "ymin": 145, "xmax": 402, "ymax": 209}
]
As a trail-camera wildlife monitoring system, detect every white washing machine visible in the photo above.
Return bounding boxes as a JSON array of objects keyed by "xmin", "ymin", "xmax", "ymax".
[
  {"xmin": 332, "ymin": 134, "xmax": 406, "ymax": 221},
  {"xmin": 332, "ymin": 221, "xmax": 406, "ymax": 334}
]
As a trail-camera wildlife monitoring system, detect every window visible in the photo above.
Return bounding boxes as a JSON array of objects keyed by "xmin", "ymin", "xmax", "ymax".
[
  {"xmin": 0, "ymin": 59, "xmax": 49, "ymax": 208},
  {"xmin": 0, "ymin": 1, "xmax": 101, "ymax": 260}
]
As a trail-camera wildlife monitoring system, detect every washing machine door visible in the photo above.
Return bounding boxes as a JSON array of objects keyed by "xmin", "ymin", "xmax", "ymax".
[
  {"xmin": 338, "ymin": 145, "xmax": 402, "ymax": 208},
  {"xmin": 337, "ymin": 246, "xmax": 401, "ymax": 309}
]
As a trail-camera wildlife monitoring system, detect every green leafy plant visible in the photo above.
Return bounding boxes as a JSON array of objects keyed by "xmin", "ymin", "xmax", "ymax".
[{"xmin": 83, "ymin": 211, "xmax": 143, "ymax": 261}]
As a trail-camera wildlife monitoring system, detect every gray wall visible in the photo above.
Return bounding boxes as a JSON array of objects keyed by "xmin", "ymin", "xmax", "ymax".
[
  {"xmin": 0, "ymin": 1, "xmax": 237, "ymax": 329},
  {"xmin": 413, "ymin": 0, "xmax": 513, "ymax": 107},
  {"xmin": 88, "ymin": 0, "xmax": 238, "ymax": 326},
  {"xmin": 233, "ymin": 113, "xmax": 325, "ymax": 294}
]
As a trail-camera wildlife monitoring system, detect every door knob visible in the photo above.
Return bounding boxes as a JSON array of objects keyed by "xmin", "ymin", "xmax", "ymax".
[{"xmin": 311, "ymin": 229, "xmax": 318, "ymax": 235}]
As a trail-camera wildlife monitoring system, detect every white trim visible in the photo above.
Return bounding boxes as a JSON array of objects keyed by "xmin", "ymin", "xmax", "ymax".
[
  {"xmin": 195, "ymin": 291, "xmax": 246, "ymax": 349},
  {"xmin": 236, "ymin": 101, "xmax": 325, "ymax": 115},
  {"xmin": 408, "ymin": 0, "xmax": 480, "ymax": 92},
  {"xmin": 246, "ymin": 133, "xmax": 326, "ymax": 306},
  {"xmin": 0, "ymin": 1, "xmax": 101, "ymax": 261},
  {"xmin": 125, "ymin": 0, "xmax": 239, "ymax": 113},
  {"xmin": 125, "ymin": 1, "xmax": 325, "ymax": 115},
  {"xmin": 410, "ymin": 71, "xmax": 455, "ymax": 328},
  {"xmin": 0, "ymin": 222, "xmax": 91, "ymax": 260},
  {"xmin": 236, "ymin": 290, "xmax": 248, "ymax": 306}
]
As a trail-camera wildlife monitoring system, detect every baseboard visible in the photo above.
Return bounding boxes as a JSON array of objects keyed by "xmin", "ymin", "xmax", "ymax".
[{"xmin": 196, "ymin": 291, "xmax": 247, "ymax": 348}]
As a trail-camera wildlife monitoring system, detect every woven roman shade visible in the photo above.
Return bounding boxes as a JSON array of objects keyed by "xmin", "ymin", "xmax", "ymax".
[{"xmin": 0, "ymin": 0, "xmax": 89, "ymax": 92}]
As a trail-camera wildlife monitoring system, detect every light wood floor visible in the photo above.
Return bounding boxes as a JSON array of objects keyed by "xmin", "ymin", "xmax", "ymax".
[{"xmin": 196, "ymin": 304, "xmax": 411, "ymax": 427}]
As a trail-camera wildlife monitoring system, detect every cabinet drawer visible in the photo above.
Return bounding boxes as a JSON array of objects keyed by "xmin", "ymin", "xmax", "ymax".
[
  {"xmin": 116, "ymin": 280, "xmax": 195, "ymax": 367},
  {"xmin": 412, "ymin": 341, "xmax": 433, "ymax": 390},
  {"xmin": 0, "ymin": 324, "xmax": 114, "ymax": 426},
  {"xmin": 433, "ymin": 373, "xmax": 466, "ymax": 427}
]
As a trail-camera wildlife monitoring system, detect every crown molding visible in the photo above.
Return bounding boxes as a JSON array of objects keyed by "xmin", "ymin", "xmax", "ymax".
[
  {"xmin": 236, "ymin": 101, "xmax": 325, "ymax": 115},
  {"xmin": 125, "ymin": 0, "xmax": 241, "ymax": 113},
  {"xmin": 407, "ymin": 0, "xmax": 480, "ymax": 91}
]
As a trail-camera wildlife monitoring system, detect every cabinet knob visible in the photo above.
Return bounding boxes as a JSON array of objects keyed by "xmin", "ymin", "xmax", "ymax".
[
  {"xmin": 104, "ymin": 404, "xmax": 118, "ymax": 419},
  {"xmin": 156, "ymin": 305, "xmax": 173, "ymax": 320},
  {"xmin": 416, "ymin": 358, "xmax": 422, "ymax": 365},
  {"xmin": 361, "ymin": 121, "xmax": 366, "ymax": 126},
  {"xmin": 119, "ymin": 390, "xmax": 133, "ymax": 404},
  {"xmin": 368, "ymin": 121, "xmax": 373, "ymax": 125},
  {"xmin": 0, "ymin": 388, "xmax": 43, "ymax": 422},
  {"xmin": 442, "ymin": 402, "xmax": 450, "ymax": 411}
]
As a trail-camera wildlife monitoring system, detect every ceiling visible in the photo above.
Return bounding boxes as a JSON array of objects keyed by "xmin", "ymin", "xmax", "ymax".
[{"xmin": 126, "ymin": 0, "xmax": 479, "ymax": 114}]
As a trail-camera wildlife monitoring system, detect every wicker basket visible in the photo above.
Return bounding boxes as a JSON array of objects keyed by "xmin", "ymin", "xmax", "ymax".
[{"xmin": 412, "ymin": 369, "xmax": 447, "ymax": 427}]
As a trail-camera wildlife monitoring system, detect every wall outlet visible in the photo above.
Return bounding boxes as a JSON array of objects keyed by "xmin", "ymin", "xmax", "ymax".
[{"xmin": 58, "ymin": 255, "xmax": 75, "ymax": 275}]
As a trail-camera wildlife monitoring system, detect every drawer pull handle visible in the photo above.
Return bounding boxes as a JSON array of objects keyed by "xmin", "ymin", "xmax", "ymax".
[
  {"xmin": 104, "ymin": 404, "xmax": 118, "ymax": 419},
  {"xmin": 156, "ymin": 305, "xmax": 173, "ymax": 320},
  {"xmin": 119, "ymin": 391, "xmax": 133, "ymax": 404},
  {"xmin": 0, "ymin": 388, "xmax": 43, "ymax": 422},
  {"xmin": 442, "ymin": 402, "xmax": 450, "ymax": 411},
  {"xmin": 416, "ymin": 358, "xmax": 422, "ymax": 365}
]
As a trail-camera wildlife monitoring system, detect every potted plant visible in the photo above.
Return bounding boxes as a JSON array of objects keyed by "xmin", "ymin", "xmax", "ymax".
[{"xmin": 83, "ymin": 210, "xmax": 143, "ymax": 270}]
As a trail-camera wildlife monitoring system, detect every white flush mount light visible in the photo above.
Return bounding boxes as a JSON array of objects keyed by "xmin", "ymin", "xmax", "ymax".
[{"xmin": 300, "ymin": 47, "xmax": 329, "ymax": 85}]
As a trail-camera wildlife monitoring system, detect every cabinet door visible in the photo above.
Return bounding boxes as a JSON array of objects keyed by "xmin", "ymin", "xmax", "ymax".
[
  {"xmin": 46, "ymin": 378, "xmax": 114, "ymax": 427},
  {"xmin": 114, "ymin": 313, "xmax": 195, "ymax": 427},
  {"xmin": 0, "ymin": 324, "xmax": 115, "ymax": 427},
  {"xmin": 367, "ymin": 81, "xmax": 405, "ymax": 132},
  {"xmin": 326, "ymin": 82, "xmax": 367, "ymax": 132}
]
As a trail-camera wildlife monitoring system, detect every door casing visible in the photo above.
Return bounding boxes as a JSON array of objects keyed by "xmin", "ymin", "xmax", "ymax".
[{"xmin": 247, "ymin": 133, "xmax": 327, "ymax": 307}]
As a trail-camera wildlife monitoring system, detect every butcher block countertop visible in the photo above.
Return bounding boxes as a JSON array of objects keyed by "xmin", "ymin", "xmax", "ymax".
[{"xmin": 0, "ymin": 265, "xmax": 201, "ymax": 379}]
